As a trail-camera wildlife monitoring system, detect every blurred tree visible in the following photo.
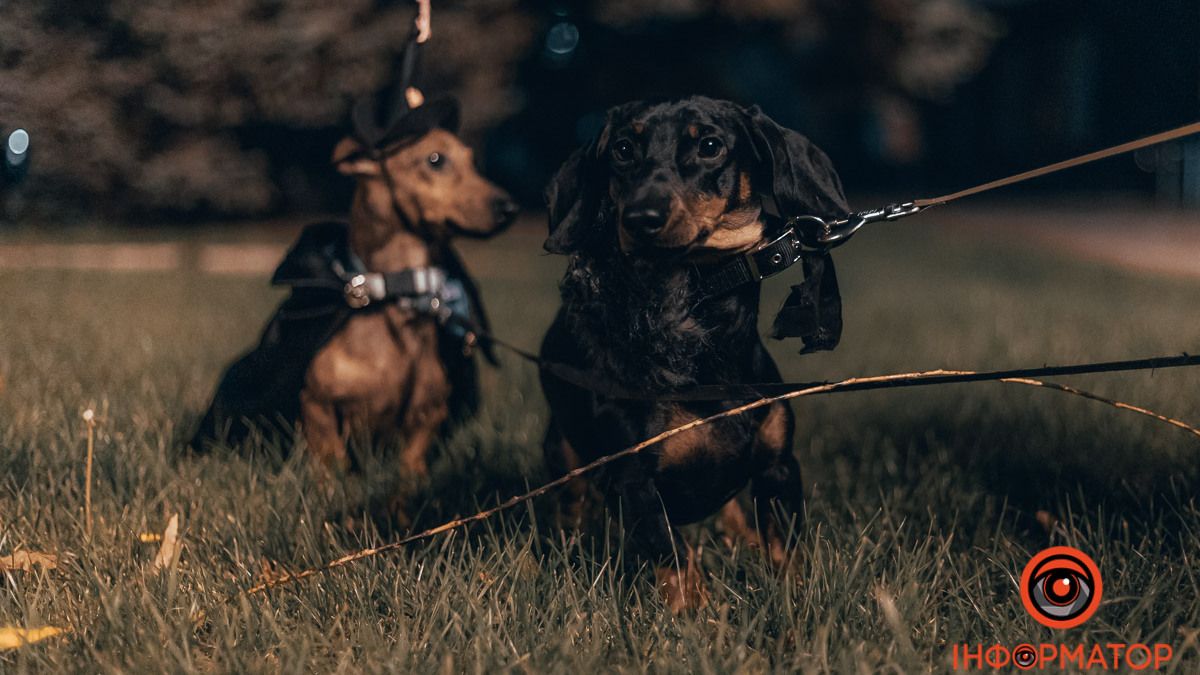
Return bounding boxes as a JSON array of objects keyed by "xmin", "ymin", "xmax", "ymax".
[
  {"xmin": 495, "ymin": 0, "xmax": 1000, "ymax": 201},
  {"xmin": 0, "ymin": 0, "xmax": 533, "ymax": 219},
  {"xmin": 588, "ymin": 0, "xmax": 999, "ymax": 101}
]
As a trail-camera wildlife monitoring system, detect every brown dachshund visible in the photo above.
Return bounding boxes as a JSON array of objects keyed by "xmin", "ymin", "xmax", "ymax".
[
  {"xmin": 194, "ymin": 121, "xmax": 517, "ymax": 523},
  {"xmin": 305, "ymin": 130, "xmax": 515, "ymax": 478},
  {"xmin": 538, "ymin": 96, "xmax": 849, "ymax": 611}
]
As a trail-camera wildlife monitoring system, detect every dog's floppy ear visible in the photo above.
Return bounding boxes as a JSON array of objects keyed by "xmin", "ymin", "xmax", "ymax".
[
  {"xmin": 740, "ymin": 105, "xmax": 848, "ymax": 353},
  {"xmin": 331, "ymin": 137, "xmax": 381, "ymax": 178},
  {"xmin": 543, "ymin": 140, "xmax": 598, "ymax": 254},
  {"xmin": 740, "ymin": 105, "xmax": 848, "ymax": 220},
  {"xmin": 544, "ymin": 102, "xmax": 644, "ymax": 254}
]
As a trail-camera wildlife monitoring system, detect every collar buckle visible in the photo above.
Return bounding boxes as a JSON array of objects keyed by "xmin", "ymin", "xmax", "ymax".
[
  {"xmin": 344, "ymin": 273, "xmax": 387, "ymax": 308},
  {"xmin": 344, "ymin": 274, "xmax": 372, "ymax": 308},
  {"xmin": 747, "ymin": 227, "xmax": 803, "ymax": 281}
]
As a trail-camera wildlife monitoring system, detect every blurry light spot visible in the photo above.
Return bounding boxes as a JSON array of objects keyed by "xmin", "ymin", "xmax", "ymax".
[
  {"xmin": 545, "ymin": 22, "xmax": 579, "ymax": 56},
  {"xmin": 7, "ymin": 129, "xmax": 29, "ymax": 156}
]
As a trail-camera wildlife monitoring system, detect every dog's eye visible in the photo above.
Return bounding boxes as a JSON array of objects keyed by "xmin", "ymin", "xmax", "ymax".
[
  {"xmin": 611, "ymin": 139, "xmax": 636, "ymax": 164},
  {"xmin": 427, "ymin": 152, "xmax": 446, "ymax": 170},
  {"xmin": 697, "ymin": 136, "xmax": 724, "ymax": 159}
]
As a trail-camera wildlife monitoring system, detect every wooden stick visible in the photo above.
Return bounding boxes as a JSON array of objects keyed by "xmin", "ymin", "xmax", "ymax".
[
  {"xmin": 237, "ymin": 370, "xmax": 1198, "ymax": 599},
  {"xmin": 1001, "ymin": 377, "xmax": 1200, "ymax": 439}
]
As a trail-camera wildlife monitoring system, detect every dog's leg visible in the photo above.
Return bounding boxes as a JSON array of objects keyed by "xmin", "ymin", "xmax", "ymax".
[
  {"xmin": 654, "ymin": 545, "xmax": 706, "ymax": 615},
  {"xmin": 398, "ymin": 416, "xmax": 440, "ymax": 480},
  {"xmin": 543, "ymin": 423, "xmax": 595, "ymax": 530},
  {"xmin": 716, "ymin": 496, "xmax": 759, "ymax": 551},
  {"xmin": 390, "ymin": 373, "xmax": 449, "ymax": 527},
  {"xmin": 300, "ymin": 389, "xmax": 350, "ymax": 476},
  {"xmin": 605, "ymin": 447, "xmax": 708, "ymax": 613},
  {"xmin": 750, "ymin": 401, "xmax": 802, "ymax": 568},
  {"xmin": 397, "ymin": 350, "xmax": 450, "ymax": 480},
  {"xmin": 384, "ymin": 420, "xmax": 440, "ymax": 531}
]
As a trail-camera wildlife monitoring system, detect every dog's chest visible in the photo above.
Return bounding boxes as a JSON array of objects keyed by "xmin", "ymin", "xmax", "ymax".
[
  {"xmin": 563, "ymin": 258, "xmax": 714, "ymax": 387},
  {"xmin": 650, "ymin": 404, "xmax": 757, "ymax": 515},
  {"xmin": 305, "ymin": 308, "xmax": 447, "ymax": 413}
]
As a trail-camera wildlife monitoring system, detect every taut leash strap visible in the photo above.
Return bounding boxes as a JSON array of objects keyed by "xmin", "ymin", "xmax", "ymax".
[
  {"xmin": 914, "ymin": 121, "xmax": 1200, "ymax": 208},
  {"xmin": 444, "ymin": 312, "xmax": 1200, "ymax": 403},
  {"xmin": 797, "ymin": 120, "xmax": 1200, "ymax": 248}
]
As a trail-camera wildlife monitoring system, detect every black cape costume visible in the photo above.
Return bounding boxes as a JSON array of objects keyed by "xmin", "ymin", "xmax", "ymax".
[{"xmin": 190, "ymin": 221, "xmax": 496, "ymax": 450}]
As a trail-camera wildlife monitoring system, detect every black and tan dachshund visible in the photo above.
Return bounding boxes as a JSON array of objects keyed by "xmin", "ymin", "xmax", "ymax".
[{"xmin": 538, "ymin": 96, "xmax": 849, "ymax": 611}]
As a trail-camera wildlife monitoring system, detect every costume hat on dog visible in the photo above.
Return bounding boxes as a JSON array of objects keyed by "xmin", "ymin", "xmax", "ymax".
[{"xmin": 342, "ymin": 28, "xmax": 460, "ymax": 159}]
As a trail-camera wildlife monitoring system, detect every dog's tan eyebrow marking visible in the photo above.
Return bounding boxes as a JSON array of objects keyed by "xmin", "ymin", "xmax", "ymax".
[
  {"xmin": 686, "ymin": 124, "xmax": 700, "ymax": 139},
  {"xmin": 738, "ymin": 171, "xmax": 752, "ymax": 203},
  {"xmin": 631, "ymin": 121, "xmax": 645, "ymax": 135}
]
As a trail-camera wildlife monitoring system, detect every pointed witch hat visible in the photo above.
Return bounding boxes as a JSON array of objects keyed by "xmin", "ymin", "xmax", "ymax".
[{"xmin": 345, "ymin": 6, "xmax": 459, "ymax": 158}]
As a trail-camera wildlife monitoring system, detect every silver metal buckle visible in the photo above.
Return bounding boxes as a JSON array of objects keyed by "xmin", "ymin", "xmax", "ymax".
[
  {"xmin": 344, "ymin": 274, "xmax": 371, "ymax": 308},
  {"xmin": 748, "ymin": 227, "xmax": 802, "ymax": 279}
]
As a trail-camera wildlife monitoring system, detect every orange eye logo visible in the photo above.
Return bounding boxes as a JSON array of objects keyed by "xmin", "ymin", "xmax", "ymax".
[{"xmin": 1020, "ymin": 546, "xmax": 1102, "ymax": 629}]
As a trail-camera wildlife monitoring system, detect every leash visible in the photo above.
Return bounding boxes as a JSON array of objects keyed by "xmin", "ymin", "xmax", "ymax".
[
  {"xmin": 913, "ymin": 121, "xmax": 1200, "ymax": 208},
  {"xmin": 477, "ymin": 337, "xmax": 1200, "ymax": 402},
  {"xmin": 704, "ymin": 120, "xmax": 1200, "ymax": 296},
  {"xmin": 804, "ymin": 120, "xmax": 1200, "ymax": 248},
  {"xmin": 445, "ymin": 308, "xmax": 1200, "ymax": 404}
]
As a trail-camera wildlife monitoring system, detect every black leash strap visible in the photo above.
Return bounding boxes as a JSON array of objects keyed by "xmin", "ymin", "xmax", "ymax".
[
  {"xmin": 450, "ymin": 311, "xmax": 1200, "ymax": 401},
  {"xmin": 643, "ymin": 353, "xmax": 1200, "ymax": 401}
]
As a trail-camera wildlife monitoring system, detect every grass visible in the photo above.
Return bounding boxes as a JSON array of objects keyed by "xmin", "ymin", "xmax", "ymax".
[{"xmin": 1, "ymin": 211, "xmax": 1199, "ymax": 672}]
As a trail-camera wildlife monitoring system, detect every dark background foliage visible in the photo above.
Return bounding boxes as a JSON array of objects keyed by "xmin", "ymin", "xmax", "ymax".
[{"xmin": 1, "ymin": 0, "xmax": 1197, "ymax": 220}]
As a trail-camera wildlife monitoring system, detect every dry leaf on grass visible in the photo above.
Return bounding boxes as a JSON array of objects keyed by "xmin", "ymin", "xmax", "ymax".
[
  {"xmin": 151, "ymin": 514, "xmax": 182, "ymax": 571},
  {"xmin": 0, "ymin": 551, "xmax": 59, "ymax": 572},
  {"xmin": 0, "ymin": 625, "xmax": 67, "ymax": 650}
]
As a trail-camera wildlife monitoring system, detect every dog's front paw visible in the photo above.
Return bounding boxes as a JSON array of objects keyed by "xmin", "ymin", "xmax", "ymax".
[{"xmin": 655, "ymin": 563, "xmax": 709, "ymax": 614}]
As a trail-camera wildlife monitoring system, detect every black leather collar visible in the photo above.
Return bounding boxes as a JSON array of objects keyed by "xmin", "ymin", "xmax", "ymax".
[
  {"xmin": 696, "ymin": 226, "xmax": 804, "ymax": 298},
  {"xmin": 693, "ymin": 192, "xmax": 844, "ymax": 354}
]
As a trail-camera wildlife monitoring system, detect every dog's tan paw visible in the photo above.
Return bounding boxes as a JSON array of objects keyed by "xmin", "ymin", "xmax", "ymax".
[{"xmin": 655, "ymin": 563, "xmax": 709, "ymax": 614}]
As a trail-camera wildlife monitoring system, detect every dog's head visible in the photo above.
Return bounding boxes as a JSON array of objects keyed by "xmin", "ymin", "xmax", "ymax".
[
  {"xmin": 334, "ymin": 129, "xmax": 518, "ymax": 240},
  {"xmin": 544, "ymin": 97, "xmax": 847, "ymax": 257}
]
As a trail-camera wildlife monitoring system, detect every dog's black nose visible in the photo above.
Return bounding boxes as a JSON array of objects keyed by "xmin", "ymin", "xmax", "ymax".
[
  {"xmin": 622, "ymin": 207, "xmax": 666, "ymax": 235},
  {"xmin": 493, "ymin": 197, "xmax": 519, "ymax": 226}
]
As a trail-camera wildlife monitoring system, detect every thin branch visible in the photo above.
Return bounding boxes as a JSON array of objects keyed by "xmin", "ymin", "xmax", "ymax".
[
  {"xmin": 1000, "ymin": 377, "xmax": 1200, "ymax": 438},
  {"xmin": 236, "ymin": 369, "xmax": 1199, "ymax": 600}
]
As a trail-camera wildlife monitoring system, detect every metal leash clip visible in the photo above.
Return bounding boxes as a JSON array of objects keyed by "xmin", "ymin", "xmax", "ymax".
[{"xmin": 792, "ymin": 201, "xmax": 923, "ymax": 249}]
